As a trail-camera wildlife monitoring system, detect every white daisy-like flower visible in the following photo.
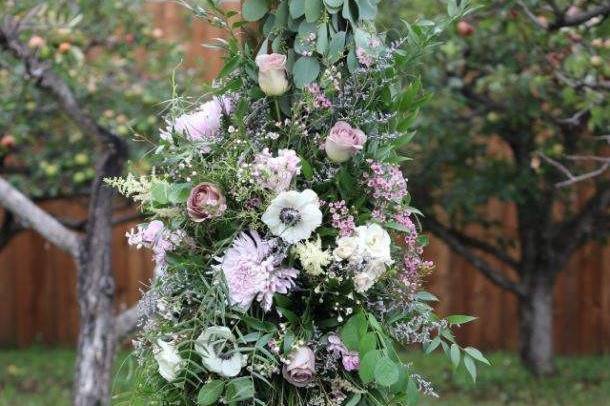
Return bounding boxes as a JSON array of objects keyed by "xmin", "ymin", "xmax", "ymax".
[
  {"xmin": 262, "ymin": 189, "xmax": 322, "ymax": 244},
  {"xmin": 293, "ymin": 236, "xmax": 332, "ymax": 276}
]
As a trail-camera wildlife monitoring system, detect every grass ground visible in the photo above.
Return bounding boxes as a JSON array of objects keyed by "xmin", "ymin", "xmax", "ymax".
[{"xmin": 0, "ymin": 348, "xmax": 609, "ymax": 405}]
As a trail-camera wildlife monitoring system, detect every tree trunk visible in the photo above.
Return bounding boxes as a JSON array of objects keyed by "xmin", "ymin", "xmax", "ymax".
[
  {"xmin": 518, "ymin": 272, "xmax": 557, "ymax": 376},
  {"xmin": 72, "ymin": 149, "xmax": 124, "ymax": 406}
]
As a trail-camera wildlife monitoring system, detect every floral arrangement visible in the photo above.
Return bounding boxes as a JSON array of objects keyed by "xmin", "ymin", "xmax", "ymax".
[{"xmin": 111, "ymin": 0, "xmax": 487, "ymax": 404}]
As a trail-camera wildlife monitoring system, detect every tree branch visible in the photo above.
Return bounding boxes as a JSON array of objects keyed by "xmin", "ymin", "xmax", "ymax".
[
  {"xmin": 538, "ymin": 152, "xmax": 610, "ymax": 187},
  {"xmin": 0, "ymin": 17, "xmax": 124, "ymax": 152},
  {"xmin": 554, "ymin": 185, "xmax": 610, "ymax": 268},
  {"xmin": 0, "ymin": 177, "xmax": 81, "ymax": 257},
  {"xmin": 549, "ymin": 4, "xmax": 610, "ymax": 30},
  {"xmin": 423, "ymin": 216, "xmax": 526, "ymax": 297}
]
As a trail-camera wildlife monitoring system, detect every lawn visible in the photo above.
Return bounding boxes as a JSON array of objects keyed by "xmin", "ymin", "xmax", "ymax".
[{"xmin": 0, "ymin": 348, "xmax": 609, "ymax": 405}]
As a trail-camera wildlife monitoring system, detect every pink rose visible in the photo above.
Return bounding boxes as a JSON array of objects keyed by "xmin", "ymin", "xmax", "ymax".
[
  {"xmin": 186, "ymin": 182, "xmax": 227, "ymax": 222},
  {"xmin": 282, "ymin": 346, "xmax": 316, "ymax": 387},
  {"xmin": 324, "ymin": 121, "xmax": 367, "ymax": 163},
  {"xmin": 255, "ymin": 53, "xmax": 289, "ymax": 97}
]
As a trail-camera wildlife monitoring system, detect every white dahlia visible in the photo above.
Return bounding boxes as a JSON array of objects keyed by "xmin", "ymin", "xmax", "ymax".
[{"xmin": 262, "ymin": 189, "xmax": 322, "ymax": 244}]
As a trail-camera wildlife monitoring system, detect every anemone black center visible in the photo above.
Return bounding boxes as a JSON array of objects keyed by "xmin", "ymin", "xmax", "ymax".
[{"xmin": 279, "ymin": 208, "xmax": 301, "ymax": 226}]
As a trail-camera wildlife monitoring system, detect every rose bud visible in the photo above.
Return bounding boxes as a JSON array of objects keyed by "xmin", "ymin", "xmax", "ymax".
[
  {"xmin": 457, "ymin": 21, "xmax": 475, "ymax": 37},
  {"xmin": 186, "ymin": 182, "xmax": 227, "ymax": 222},
  {"xmin": 324, "ymin": 121, "xmax": 367, "ymax": 163},
  {"xmin": 255, "ymin": 53, "xmax": 289, "ymax": 97},
  {"xmin": 282, "ymin": 346, "xmax": 316, "ymax": 387}
]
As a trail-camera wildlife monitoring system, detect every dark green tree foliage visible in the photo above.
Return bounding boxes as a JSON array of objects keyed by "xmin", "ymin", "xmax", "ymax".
[
  {"xmin": 395, "ymin": 0, "xmax": 609, "ymax": 375},
  {"xmin": 0, "ymin": 0, "xmax": 200, "ymax": 242}
]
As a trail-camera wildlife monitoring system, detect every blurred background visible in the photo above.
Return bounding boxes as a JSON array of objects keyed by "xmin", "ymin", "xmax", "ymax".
[{"xmin": 0, "ymin": 0, "xmax": 608, "ymax": 404}]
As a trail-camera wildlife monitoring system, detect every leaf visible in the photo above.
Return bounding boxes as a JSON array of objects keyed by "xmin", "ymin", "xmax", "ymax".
[
  {"xmin": 345, "ymin": 393, "xmax": 361, "ymax": 406},
  {"xmin": 446, "ymin": 315, "xmax": 477, "ymax": 325},
  {"xmin": 197, "ymin": 380, "xmax": 224, "ymax": 406},
  {"xmin": 414, "ymin": 291, "xmax": 438, "ymax": 302},
  {"xmin": 167, "ymin": 183, "xmax": 191, "ymax": 204},
  {"xmin": 289, "ymin": 0, "xmax": 305, "ymax": 18},
  {"xmin": 407, "ymin": 377, "xmax": 420, "ymax": 404},
  {"xmin": 359, "ymin": 332, "xmax": 377, "ymax": 355},
  {"xmin": 300, "ymin": 156, "xmax": 314, "ymax": 179},
  {"xmin": 424, "ymin": 336, "xmax": 441, "ymax": 354},
  {"xmin": 464, "ymin": 347, "xmax": 491, "ymax": 366},
  {"xmin": 304, "ymin": 0, "xmax": 322, "ymax": 22},
  {"xmin": 225, "ymin": 377, "xmax": 255, "ymax": 402},
  {"xmin": 324, "ymin": 0, "xmax": 343, "ymax": 8},
  {"xmin": 327, "ymin": 31, "xmax": 346, "ymax": 63},
  {"xmin": 358, "ymin": 349, "xmax": 383, "ymax": 384},
  {"xmin": 464, "ymin": 354, "xmax": 477, "ymax": 382},
  {"xmin": 374, "ymin": 356, "xmax": 399, "ymax": 386},
  {"xmin": 316, "ymin": 24, "xmax": 329, "ymax": 55},
  {"xmin": 292, "ymin": 56, "xmax": 320, "ymax": 88},
  {"xmin": 150, "ymin": 181, "xmax": 170, "ymax": 205},
  {"xmin": 242, "ymin": 0, "xmax": 268, "ymax": 21},
  {"xmin": 450, "ymin": 343, "xmax": 461, "ymax": 369},
  {"xmin": 354, "ymin": 0, "xmax": 376, "ymax": 20},
  {"xmin": 274, "ymin": 1, "xmax": 289, "ymax": 27},
  {"xmin": 341, "ymin": 0, "xmax": 354, "ymax": 24}
]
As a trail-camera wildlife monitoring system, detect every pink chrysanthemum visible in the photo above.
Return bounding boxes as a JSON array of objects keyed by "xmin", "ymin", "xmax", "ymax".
[
  {"xmin": 220, "ymin": 231, "xmax": 298, "ymax": 311},
  {"xmin": 171, "ymin": 96, "xmax": 233, "ymax": 150}
]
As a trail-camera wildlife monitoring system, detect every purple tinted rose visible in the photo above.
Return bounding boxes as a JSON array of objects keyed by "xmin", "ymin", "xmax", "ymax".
[
  {"xmin": 255, "ymin": 53, "xmax": 289, "ymax": 96},
  {"xmin": 324, "ymin": 121, "xmax": 367, "ymax": 163},
  {"xmin": 186, "ymin": 182, "xmax": 227, "ymax": 222},
  {"xmin": 282, "ymin": 346, "xmax": 316, "ymax": 387}
]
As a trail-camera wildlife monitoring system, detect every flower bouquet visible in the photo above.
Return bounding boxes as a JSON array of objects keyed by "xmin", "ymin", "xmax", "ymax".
[{"xmin": 110, "ymin": 0, "xmax": 486, "ymax": 404}]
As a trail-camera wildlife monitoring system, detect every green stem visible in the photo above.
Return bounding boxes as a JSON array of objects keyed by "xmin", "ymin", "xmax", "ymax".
[{"xmin": 274, "ymin": 98, "xmax": 282, "ymax": 122}]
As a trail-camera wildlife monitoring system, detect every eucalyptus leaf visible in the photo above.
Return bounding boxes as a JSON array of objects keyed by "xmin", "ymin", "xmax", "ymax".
[
  {"xmin": 292, "ymin": 56, "xmax": 320, "ymax": 88},
  {"xmin": 327, "ymin": 31, "xmax": 346, "ymax": 63},
  {"xmin": 304, "ymin": 0, "xmax": 322, "ymax": 22},
  {"xmin": 289, "ymin": 0, "xmax": 305, "ymax": 18},
  {"xmin": 242, "ymin": 0, "xmax": 268, "ymax": 21}
]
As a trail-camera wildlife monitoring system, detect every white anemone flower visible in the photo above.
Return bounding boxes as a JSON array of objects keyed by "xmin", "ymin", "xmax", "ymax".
[
  {"xmin": 195, "ymin": 326, "xmax": 246, "ymax": 378},
  {"xmin": 262, "ymin": 189, "xmax": 322, "ymax": 244},
  {"xmin": 153, "ymin": 339, "xmax": 184, "ymax": 382}
]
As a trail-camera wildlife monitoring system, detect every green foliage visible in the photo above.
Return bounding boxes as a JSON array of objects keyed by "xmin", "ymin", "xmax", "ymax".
[
  {"xmin": 0, "ymin": 0, "xmax": 201, "ymax": 198},
  {"xmin": 381, "ymin": 0, "xmax": 610, "ymax": 239}
]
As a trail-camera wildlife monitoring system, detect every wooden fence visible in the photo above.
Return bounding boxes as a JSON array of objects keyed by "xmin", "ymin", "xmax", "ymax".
[{"xmin": 0, "ymin": 1, "xmax": 608, "ymax": 353}]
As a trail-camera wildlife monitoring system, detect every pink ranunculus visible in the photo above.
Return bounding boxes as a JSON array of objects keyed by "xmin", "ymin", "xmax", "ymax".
[
  {"xmin": 255, "ymin": 53, "xmax": 289, "ymax": 97},
  {"xmin": 324, "ymin": 121, "xmax": 367, "ymax": 163},
  {"xmin": 186, "ymin": 182, "xmax": 227, "ymax": 222},
  {"xmin": 282, "ymin": 346, "xmax": 316, "ymax": 387}
]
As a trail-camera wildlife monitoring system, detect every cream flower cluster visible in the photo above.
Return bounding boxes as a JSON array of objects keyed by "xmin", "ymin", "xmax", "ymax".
[{"xmin": 334, "ymin": 223, "xmax": 393, "ymax": 292}]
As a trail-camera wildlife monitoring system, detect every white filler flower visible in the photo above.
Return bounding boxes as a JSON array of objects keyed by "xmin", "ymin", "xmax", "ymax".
[
  {"xmin": 293, "ymin": 236, "xmax": 332, "ymax": 276},
  {"xmin": 153, "ymin": 339, "xmax": 184, "ymax": 382},
  {"xmin": 195, "ymin": 326, "xmax": 246, "ymax": 378},
  {"xmin": 262, "ymin": 189, "xmax": 322, "ymax": 244}
]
